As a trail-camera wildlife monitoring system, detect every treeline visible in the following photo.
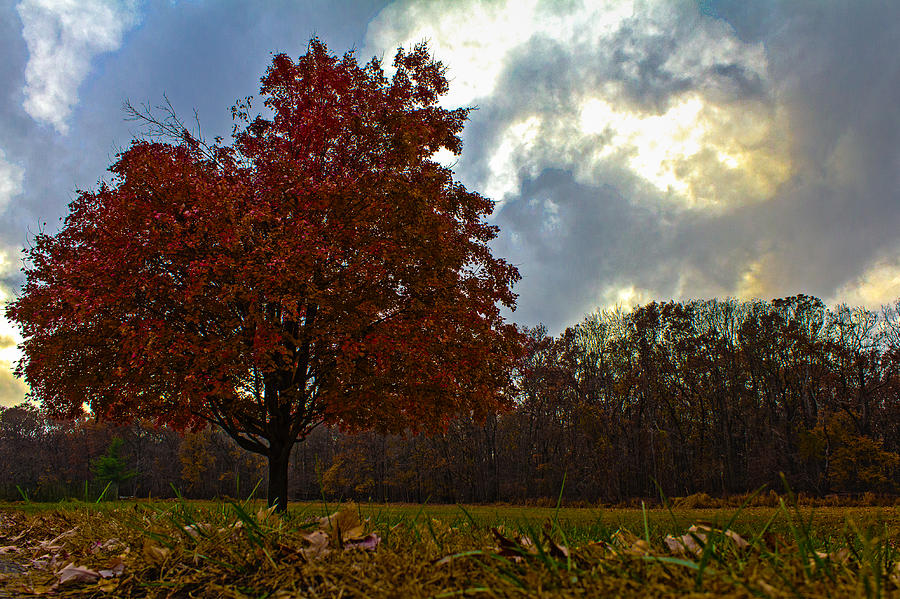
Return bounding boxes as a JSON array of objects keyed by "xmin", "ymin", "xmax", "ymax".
[{"xmin": 2, "ymin": 296, "xmax": 899, "ymax": 503}]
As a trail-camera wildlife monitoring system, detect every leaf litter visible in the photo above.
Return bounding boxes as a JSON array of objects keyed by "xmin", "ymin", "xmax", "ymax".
[{"xmin": 0, "ymin": 502, "xmax": 897, "ymax": 597}]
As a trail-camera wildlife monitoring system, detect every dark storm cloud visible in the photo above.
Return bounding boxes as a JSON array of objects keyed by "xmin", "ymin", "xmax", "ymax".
[
  {"xmin": 698, "ymin": 0, "xmax": 900, "ymax": 297},
  {"xmin": 493, "ymin": 169, "xmax": 667, "ymax": 330},
  {"xmin": 446, "ymin": 0, "xmax": 900, "ymax": 331}
]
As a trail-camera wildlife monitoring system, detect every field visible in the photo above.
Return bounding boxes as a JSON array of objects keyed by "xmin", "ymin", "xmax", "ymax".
[{"xmin": 1, "ymin": 497, "xmax": 899, "ymax": 597}]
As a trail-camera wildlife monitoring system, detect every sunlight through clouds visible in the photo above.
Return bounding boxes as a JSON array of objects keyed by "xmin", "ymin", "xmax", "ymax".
[
  {"xmin": 367, "ymin": 0, "xmax": 792, "ymax": 212},
  {"xmin": 830, "ymin": 255, "xmax": 900, "ymax": 309},
  {"xmin": 365, "ymin": 0, "xmax": 635, "ymax": 109},
  {"xmin": 0, "ymin": 284, "xmax": 26, "ymax": 407}
]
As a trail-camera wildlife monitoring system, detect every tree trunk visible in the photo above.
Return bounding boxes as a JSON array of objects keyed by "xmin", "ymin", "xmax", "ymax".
[{"xmin": 267, "ymin": 448, "xmax": 290, "ymax": 512}]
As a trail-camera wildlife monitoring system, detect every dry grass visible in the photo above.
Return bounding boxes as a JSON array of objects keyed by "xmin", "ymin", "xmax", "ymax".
[{"xmin": 0, "ymin": 497, "xmax": 898, "ymax": 597}]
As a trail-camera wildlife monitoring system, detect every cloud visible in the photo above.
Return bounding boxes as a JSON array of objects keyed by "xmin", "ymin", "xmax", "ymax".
[
  {"xmin": 16, "ymin": 0, "xmax": 141, "ymax": 134},
  {"xmin": 367, "ymin": 0, "xmax": 787, "ymax": 210},
  {"xmin": 0, "ymin": 280, "xmax": 25, "ymax": 407},
  {"xmin": 367, "ymin": 0, "xmax": 900, "ymax": 330},
  {"xmin": 829, "ymin": 253, "xmax": 900, "ymax": 309},
  {"xmin": 0, "ymin": 370, "xmax": 27, "ymax": 408}
]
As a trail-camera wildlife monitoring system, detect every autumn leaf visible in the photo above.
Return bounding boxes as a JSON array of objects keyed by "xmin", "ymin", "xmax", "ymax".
[
  {"xmin": 664, "ymin": 524, "xmax": 749, "ymax": 556},
  {"xmin": 491, "ymin": 527, "xmax": 538, "ymax": 562},
  {"xmin": 7, "ymin": 36, "xmax": 523, "ymax": 513},
  {"xmin": 611, "ymin": 529, "xmax": 651, "ymax": 556},
  {"xmin": 300, "ymin": 530, "xmax": 331, "ymax": 560},
  {"xmin": 97, "ymin": 557, "xmax": 126, "ymax": 579},
  {"xmin": 142, "ymin": 541, "xmax": 171, "ymax": 564},
  {"xmin": 57, "ymin": 562, "xmax": 101, "ymax": 585},
  {"xmin": 318, "ymin": 506, "xmax": 367, "ymax": 546}
]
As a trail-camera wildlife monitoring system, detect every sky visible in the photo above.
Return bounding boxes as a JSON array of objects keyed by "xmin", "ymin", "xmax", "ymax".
[{"xmin": 0, "ymin": 0, "xmax": 898, "ymax": 406}]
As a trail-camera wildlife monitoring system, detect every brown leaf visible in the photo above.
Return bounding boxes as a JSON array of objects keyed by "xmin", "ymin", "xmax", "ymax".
[
  {"xmin": 491, "ymin": 527, "xmax": 537, "ymax": 562},
  {"xmin": 183, "ymin": 523, "xmax": 212, "ymax": 540},
  {"xmin": 40, "ymin": 527, "xmax": 78, "ymax": 551},
  {"xmin": 344, "ymin": 533, "xmax": 380, "ymax": 551},
  {"xmin": 665, "ymin": 533, "xmax": 703, "ymax": 556},
  {"xmin": 300, "ymin": 530, "xmax": 331, "ymax": 560},
  {"xmin": 57, "ymin": 562, "xmax": 100, "ymax": 585},
  {"xmin": 725, "ymin": 529, "xmax": 750, "ymax": 549},
  {"xmin": 541, "ymin": 531, "xmax": 569, "ymax": 558},
  {"xmin": 318, "ymin": 506, "xmax": 367, "ymax": 544},
  {"xmin": 98, "ymin": 557, "xmax": 125, "ymax": 578},
  {"xmin": 612, "ymin": 530, "xmax": 651, "ymax": 555},
  {"xmin": 256, "ymin": 505, "xmax": 278, "ymax": 523},
  {"xmin": 665, "ymin": 524, "xmax": 749, "ymax": 556},
  {"xmin": 142, "ymin": 541, "xmax": 171, "ymax": 564},
  {"xmin": 810, "ymin": 547, "xmax": 851, "ymax": 571}
]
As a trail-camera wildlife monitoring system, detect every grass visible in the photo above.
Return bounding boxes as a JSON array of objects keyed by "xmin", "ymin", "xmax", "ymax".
[{"xmin": 0, "ymin": 497, "xmax": 898, "ymax": 597}]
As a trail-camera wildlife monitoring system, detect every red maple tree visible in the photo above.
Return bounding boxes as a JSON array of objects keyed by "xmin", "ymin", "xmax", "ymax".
[{"xmin": 7, "ymin": 39, "xmax": 523, "ymax": 509}]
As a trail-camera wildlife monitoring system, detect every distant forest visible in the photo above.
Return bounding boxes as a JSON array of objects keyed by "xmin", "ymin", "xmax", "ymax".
[{"xmin": 2, "ymin": 295, "xmax": 899, "ymax": 504}]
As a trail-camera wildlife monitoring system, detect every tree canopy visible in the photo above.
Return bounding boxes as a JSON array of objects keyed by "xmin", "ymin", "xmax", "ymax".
[{"xmin": 7, "ymin": 39, "xmax": 523, "ymax": 509}]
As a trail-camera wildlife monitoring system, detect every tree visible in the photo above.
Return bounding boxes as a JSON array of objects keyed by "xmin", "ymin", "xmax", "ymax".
[
  {"xmin": 92, "ymin": 437, "xmax": 138, "ymax": 500},
  {"xmin": 7, "ymin": 39, "xmax": 523, "ymax": 510}
]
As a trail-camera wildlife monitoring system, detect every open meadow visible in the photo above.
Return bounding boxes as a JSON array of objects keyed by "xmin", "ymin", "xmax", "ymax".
[{"xmin": 1, "ymin": 497, "xmax": 899, "ymax": 598}]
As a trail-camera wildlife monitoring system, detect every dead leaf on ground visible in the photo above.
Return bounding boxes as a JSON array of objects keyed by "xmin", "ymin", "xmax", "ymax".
[
  {"xmin": 183, "ymin": 523, "xmax": 213, "ymax": 540},
  {"xmin": 300, "ymin": 530, "xmax": 331, "ymax": 560},
  {"xmin": 665, "ymin": 524, "xmax": 749, "ymax": 556},
  {"xmin": 344, "ymin": 533, "xmax": 381, "ymax": 551},
  {"xmin": 256, "ymin": 505, "xmax": 278, "ymax": 523},
  {"xmin": 40, "ymin": 527, "xmax": 78, "ymax": 551},
  {"xmin": 57, "ymin": 562, "xmax": 100, "ymax": 585},
  {"xmin": 491, "ymin": 527, "xmax": 538, "ymax": 562},
  {"xmin": 97, "ymin": 557, "xmax": 125, "ymax": 578},
  {"xmin": 541, "ymin": 528, "xmax": 570, "ymax": 559},
  {"xmin": 142, "ymin": 541, "xmax": 171, "ymax": 564},
  {"xmin": 318, "ymin": 506, "xmax": 367, "ymax": 545},
  {"xmin": 611, "ymin": 530, "xmax": 651, "ymax": 556},
  {"xmin": 810, "ymin": 547, "xmax": 851, "ymax": 571}
]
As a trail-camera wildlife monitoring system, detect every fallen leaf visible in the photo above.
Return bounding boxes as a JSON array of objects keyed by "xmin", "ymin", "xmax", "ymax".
[
  {"xmin": 755, "ymin": 578, "xmax": 779, "ymax": 594},
  {"xmin": 57, "ymin": 563, "xmax": 100, "ymax": 585},
  {"xmin": 665, "ymin": 524, "xmax": 748, "ymax": 556},
  {"xmin": 300, "ymin": 530, "xmax": 331, "ymax": 560},
  {"xmin": 542, "ymin": 532, "xmax": 570, "ymax": 558},
  {"xmin": 612, "ymin": 530, "xmax": 651, "ymax": 555},
  {"xmin": 91, "ymin": 538, "xmax": 123, "ymax": 554},
  {"xmin": 40, "ymin": 527, "xmax": 78, "ymax": 551},
  {"xmin": 318, "ymin": 506, "xmax": 367, "ymax": 545},
  {"xmin": 810, "ymin": 547, "xmax": 851, "ymax": 571},
  {"xmin": 97, "ymin": 557, "xmax": 125, "ymax": 578},
  {"xmin": 344, "ymin": 533, "xmax": 380, "ymax": 551},
  {"xmin": 183, "ymin": 523, "xmax": 212, "ymax": 540},
  {"xmin": 724, "ymin": 529, "xmax": 749, "ymax": 549},
  {"xmin": 491, "ymin": 527, "xmax": 537, "ymax": 562},
  {"xmin": 256, "ymin": 505, "xmax": 278, "ymax": 523},
  {"xmin": 142, "ymin": 541, "xmax": 171, "ymax": 564},
  {"xmin": 665, "ymin": 533, "xmax": 703, "ymax": 556}
]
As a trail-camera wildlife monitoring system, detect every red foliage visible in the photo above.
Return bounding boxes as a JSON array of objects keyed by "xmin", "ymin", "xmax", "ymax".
[{"xmin": 7, "ymin": 39, "xmax": 523, "ymax": 505}]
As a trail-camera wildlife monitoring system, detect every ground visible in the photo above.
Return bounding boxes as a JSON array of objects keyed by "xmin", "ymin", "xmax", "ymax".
[{"xmin": 0, "ymin": 499, "xmax": 898, "ymax": 597}]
